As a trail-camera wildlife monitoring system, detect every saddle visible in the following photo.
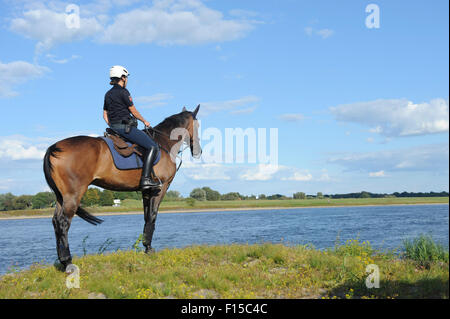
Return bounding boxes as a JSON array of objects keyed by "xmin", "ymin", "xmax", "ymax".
[{"xmin": 104, "ymin": 128, "xmax": 143, "ymax": 157}]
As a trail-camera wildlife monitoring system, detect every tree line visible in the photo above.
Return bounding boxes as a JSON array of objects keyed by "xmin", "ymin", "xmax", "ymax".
[{"xmin": 0, "ymin": 188, "xmax": 448, "ymax": 211}]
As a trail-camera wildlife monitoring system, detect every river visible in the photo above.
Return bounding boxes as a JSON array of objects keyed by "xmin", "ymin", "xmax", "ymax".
[{"xmin": 0, "ymin": 204, "xmax": 448, "ymax": 274}]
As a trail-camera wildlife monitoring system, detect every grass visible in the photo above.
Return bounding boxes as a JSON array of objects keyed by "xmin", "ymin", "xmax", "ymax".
[
  {"xmin": 0, "ymin": 197, "xmax": 448, "ymax": 219},
  {"xmin": 403, "ymin": 234, "xmax": 449, "ymax": 269},
  {"xmin": 0, "ymin": 238, "xmax": 448, "ymax": 299}
]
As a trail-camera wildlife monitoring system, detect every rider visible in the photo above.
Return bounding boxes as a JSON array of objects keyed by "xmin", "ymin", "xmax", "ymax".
[{"xmin": 103, "ymin": 65, "xmax": 160, "ymax": 190}]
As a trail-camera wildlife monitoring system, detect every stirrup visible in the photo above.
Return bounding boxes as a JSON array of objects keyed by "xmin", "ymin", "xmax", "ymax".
[{"xmin": 140, "ymin": 177, "xmax": 162, "ymax": 190}]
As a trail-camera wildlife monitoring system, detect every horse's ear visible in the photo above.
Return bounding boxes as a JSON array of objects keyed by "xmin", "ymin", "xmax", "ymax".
[
  {"xmin": 193, "ymin": 104, "xmax": 200, "ymax": 117},
  {"xmin": 182, "ymin": 106, "xmax": 187, "ymax": 112}
]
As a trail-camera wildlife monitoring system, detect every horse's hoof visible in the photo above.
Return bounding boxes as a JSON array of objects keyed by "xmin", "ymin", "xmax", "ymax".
[{"xmin": 145, "ymin": 247, "xmax": 156, "ymax": 255}]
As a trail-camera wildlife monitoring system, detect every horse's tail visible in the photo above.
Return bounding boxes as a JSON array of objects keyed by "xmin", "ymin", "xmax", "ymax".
[
  {"xmin": 44, "ymin": 143, "xmax": 103, "ymax": 226},
  {"xmin": 43, "ymin": 144, "xmax": 63, "ymax": 205},
  {"xmin": 75, "ymin": 207, "xmax": 103, "ymax": 226}
]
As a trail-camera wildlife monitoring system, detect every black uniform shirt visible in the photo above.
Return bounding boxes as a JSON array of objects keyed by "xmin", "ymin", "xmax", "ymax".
[{"xmin": 103, "ymin": 84, "xmax": 134, "ymax": 124}]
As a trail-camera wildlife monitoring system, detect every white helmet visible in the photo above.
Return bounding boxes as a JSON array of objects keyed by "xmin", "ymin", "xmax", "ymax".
[{"xmin": 109, "ymin": 65, "xmax": 129, "ymax": 79}]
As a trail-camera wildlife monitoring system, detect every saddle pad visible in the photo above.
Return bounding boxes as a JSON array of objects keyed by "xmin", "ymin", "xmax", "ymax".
[{"xmin": 100, "ymin": 136, "xmax": 160, "ymax": 170}]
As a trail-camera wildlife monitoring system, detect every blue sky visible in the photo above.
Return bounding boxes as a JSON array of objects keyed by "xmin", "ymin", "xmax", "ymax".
[{"xmin": 0, "ymin": 0, "xmax": 448, "ymax": 197}]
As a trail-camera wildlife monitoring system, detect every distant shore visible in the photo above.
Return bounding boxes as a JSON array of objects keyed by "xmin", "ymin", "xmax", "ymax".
[{"xmin": 0, "ymin": 197, "xmax": 448, "ymax": 220}]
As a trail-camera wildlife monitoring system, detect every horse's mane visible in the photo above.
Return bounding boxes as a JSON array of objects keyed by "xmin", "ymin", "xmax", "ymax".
[{"xmin": 154, "ymin": 111, "xmax": 191, "ymax": 132}]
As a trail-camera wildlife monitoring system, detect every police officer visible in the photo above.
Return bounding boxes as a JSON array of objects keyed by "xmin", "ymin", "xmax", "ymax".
[{"xmin": 103, "ymin": 65, "xmax": 160, "ymax": 190}]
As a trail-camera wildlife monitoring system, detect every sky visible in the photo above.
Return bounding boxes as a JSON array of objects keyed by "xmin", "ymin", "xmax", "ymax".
[{"xmin": 0, "ymin": 0, "xmax": 448, "ymax": 197}]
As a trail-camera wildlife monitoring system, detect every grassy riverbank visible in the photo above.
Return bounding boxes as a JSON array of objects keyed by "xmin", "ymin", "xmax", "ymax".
[
  {"xmin": 0, "ymin": 197, "xmax": 448, "ymax": 219},
  {"xmin": 0, "ymin": 239, "xmax": 448, "ymax": 299}
]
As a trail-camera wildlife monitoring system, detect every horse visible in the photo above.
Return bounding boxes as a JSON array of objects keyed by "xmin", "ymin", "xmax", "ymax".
[{"xmin": 43, "ymin": 105, "xmax": 202, "ymax": 270}]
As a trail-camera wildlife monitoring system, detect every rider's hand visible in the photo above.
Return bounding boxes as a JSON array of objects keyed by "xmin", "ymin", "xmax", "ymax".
[{"xmin": 144, "ymin": 121, "xmax": 151, "ymax": 127}]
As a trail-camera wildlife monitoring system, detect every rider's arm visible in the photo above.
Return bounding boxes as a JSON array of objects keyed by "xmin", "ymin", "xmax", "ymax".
[
  {"xmin": 122, "ymin": 89, "xmax": 150, "ymax": 127},
  {"xmin": 129, "ymin": 105, "xmax": 150, "ymax": 127},
  {"xmin": 103, "ymin": 110, "xmax": 109, "ymax": 125}
]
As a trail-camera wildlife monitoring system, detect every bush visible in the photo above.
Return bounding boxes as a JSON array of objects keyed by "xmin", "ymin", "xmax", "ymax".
[
  {"xmin": 293, "ymin": 192, "xmax": 306, "ymax": 199},
  {"xmin": 32, "ymin": 192, "xmax": 55, "ymax": 209},
  {"xmin": 403, "ymin": 234, "xmax": 449, "ymax": 268},
  {"xmin": 185, "ymin": 198, "xmax": 196, "ymax": 207},
  {"xmin": 221, "ymin": 192, "xmax": 241, "ymax": 201},
  {"xmin": 266, "ymin": 194, "xmax": 288, "ymax": 200},
  {"xmin": 333, "ymin": 239, "xmax": 375, "ymax": 257},
  {"xmin": 202, "ymin": 187, "xmax": 221, "ymax": 201},
  {"xmin": 13, "ymin": 195, "xmax": 33, "ymax": 210},
  {"xmin": 81, "ymin": 188, "xmax": 101, "ymax": 206},
  {"xmin": 99, "ymin": 190, "xmax": 114, "ymax": 206},
  {"xmin": 0, "ymin": 193, "xmax": 16, "ymax": 211},
  {"xmin": 190, "ymin": 188, "xmax": 206, "ymax": 201},
  {"xmin": 113, "ymin": 191, "xmax": 141, "ymax": 200},
  {"xmin": 166, "ymin": 190, "xmax": 182, "ymax": 200}
]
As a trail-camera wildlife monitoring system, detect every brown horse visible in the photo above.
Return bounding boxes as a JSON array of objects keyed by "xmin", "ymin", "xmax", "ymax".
[{"xmin": 43, "ymin": 105, "xmax": 201, "ymax": 270}]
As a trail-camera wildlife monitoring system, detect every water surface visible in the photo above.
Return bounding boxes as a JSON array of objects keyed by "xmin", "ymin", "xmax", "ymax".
[{"xmin": 0, "ymin": 204, "xmax": 448, "ymax": 274}]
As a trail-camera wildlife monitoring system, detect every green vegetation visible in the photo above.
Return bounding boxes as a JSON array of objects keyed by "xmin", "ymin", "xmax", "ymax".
[
  {"xmin": 1, "ymin": 188, "xmax": 448, "ymax": 213},
  {"xmin": 189, "ymin": 188, "xmax": 206, "ymax": 201},
  {"xmin": 0, "ymin": 197, "xmax": 448, "ymax": 219},
  {"xmin": 403, "ymin": 234, "xmax": 449, "ymax": 269},
  {"xmin": 0, "ymin": 237, "xmax": 448, "ymax": 299},
  {"xmin": 293, "ymin": 192, "xmax": 306, "ymax": 199}
]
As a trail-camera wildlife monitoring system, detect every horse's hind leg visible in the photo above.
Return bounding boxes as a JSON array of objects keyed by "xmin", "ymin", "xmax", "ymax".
[
  {"xmin": 52, "ymin": 194, "xmax": 80, "ymax": 269},
  {"xmin": 52, "ymin": 201, "xmax": 73, "ymax": 269}
]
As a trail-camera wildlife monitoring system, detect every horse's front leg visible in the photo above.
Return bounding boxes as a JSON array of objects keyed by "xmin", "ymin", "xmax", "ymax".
[{"xmin": 142, "ymin": 190, "xmax": 157, "ymax": 253}]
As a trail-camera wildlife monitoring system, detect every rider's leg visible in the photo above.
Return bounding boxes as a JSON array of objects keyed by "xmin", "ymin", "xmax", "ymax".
[
  {"xmin": 115, "ymin": 127, "xmax": 161, "ymax": 189},
  {"xmin": 140, "ymin": 146, "xmax": 160, "ymax": 189}
]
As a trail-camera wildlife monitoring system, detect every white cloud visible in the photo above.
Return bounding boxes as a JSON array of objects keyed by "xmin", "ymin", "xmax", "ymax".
[
  {"xmin": 10, "ymin": 1, "xmax": 258, "ymax": 51},
  {"xmin": 200, "ymin": 96, "xmax": 260, "ymax": 116},
  {"xmin": 46, "ymin": 53, "xmax": 80, "ymax": 64},
  {"xmin": 10, "ymin": 7, "xmax": 103, "ymax": 53},
  {"xmin": 0, "ymin": 179, "xmax": 15, "ymax": 190},
  {"xmin": 182, "ymin": 162, "xmax": 310, "ymax": 182},
  {"xmin": 328, "ymin": 143, "xmax": 449, "ymax": 173},
  {"xmin": 278, "ymin": 113, "xmax": 305, "ymax": 122},
  {"xmin": 0, "ymin": 60, "xmax": 49, "ymax": 97},
  {"xmin": 304, "ymin": 26, "xmax": 314, "ymax": 36},
  {"xmin": 316, "ymin": 28, "xmax": 334, "ymax": 39},
  {"xmin": 228, "ymin": 9, "xmax": 261, "ymax": 19},
  {"xmin": 318, "ymin": 172, "xmax": 331, "ymax": 181},
  {"xmin": 369, "ymin": 170, "xmax": 386, "ymax": 177},
  {"xmin": 240, "ymin": 164, "xmax": 314, "ymax": 182},
  {"xmin": 240, "ymin": 164, "xmax": 279, "ymax": 181},
  {"xmin": 100, "ymin": 0, "xmax": 255, "ymax": 45},
  {"xmin": 281, "ymin": 171, "xmax": 313, "ymax": 181},
  {"xmin": 0, "ymin": 136, "xmax": 47, "ymax": 160},
  {"xmin": 330, "ymin": 98, "xmax": 449, "ymax": 137},
  {"xmin": 230, "ymin": 106, "xmax": 256, "ymax": 115},
  {"xmin": 135, "ymin": 93, "xmax": 173, "ymax": 108},
  {"xmin": 305, "ymin": 26, "xmax": 334, "ymax": 39},
  {"xmin": 182, "ymin": 162, "xmax": 231, "ymax": 180}
]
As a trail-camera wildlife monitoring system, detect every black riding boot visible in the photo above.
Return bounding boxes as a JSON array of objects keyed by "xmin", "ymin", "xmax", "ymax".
[{"xmin": 140, "ymin": 147, "xmax": 161, "ymax": 190}]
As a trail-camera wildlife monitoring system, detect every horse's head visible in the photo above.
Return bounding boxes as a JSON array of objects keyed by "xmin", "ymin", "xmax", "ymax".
[
  {"xmin": 182, "ymin": 105, "xmax": 202, "ymax": 159},
  {"xmin": 154, "ymin": 105, "xmax": 202, "ymax": 161}
]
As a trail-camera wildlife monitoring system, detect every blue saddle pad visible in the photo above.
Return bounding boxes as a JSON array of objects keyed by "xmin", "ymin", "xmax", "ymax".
[{"xmin": 100, "ymin": 136, "xmax": 160, "ymax": 170}]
